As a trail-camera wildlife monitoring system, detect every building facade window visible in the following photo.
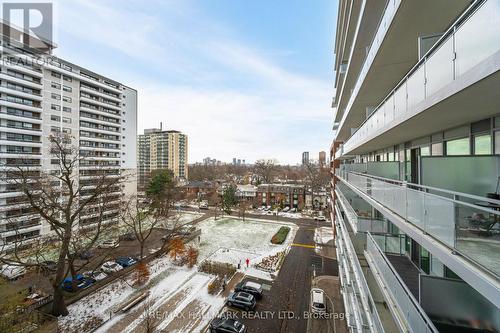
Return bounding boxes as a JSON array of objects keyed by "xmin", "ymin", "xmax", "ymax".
[
  {"xmin": 431, "ymin": 142, "xmax": 443, "ymax": 156},
  {"xmin": 473, "ymin": 134, "xmax": 491, "ymax": 155},
  {"xmin": 446, "ymin": 137, "xmax": 470, "ymax": 155},
  {"xmin": 495, "ymin": 131, "xmax": 500, "ymax": 155}
]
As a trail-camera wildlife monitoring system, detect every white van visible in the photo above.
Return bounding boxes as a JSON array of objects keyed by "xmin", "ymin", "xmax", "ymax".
[
  {"xmin": 310, "ymin": 288, "xmax": 327, "ymax": 313},
  {"xmin": 0, "ymin": 264, "xmax": 26, "ymax": 280}
]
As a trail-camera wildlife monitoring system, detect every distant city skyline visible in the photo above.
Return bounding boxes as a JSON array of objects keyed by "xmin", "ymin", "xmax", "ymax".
[{"xmin": 49, "ymin": 0, "xmax": 337, "ymax": 164}]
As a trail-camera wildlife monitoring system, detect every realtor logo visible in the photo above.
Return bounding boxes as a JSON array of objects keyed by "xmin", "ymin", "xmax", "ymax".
[{"xmin": 2, "ymin": 2, "xmax": 53, "ymax": 52}]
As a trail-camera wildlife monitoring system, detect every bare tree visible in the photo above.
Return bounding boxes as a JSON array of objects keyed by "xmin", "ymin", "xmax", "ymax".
[
  {"xmin": 253, "ymin": 159, "xmax": 279, "ymax": 184},
  {"xmin": 209, "ymin": 191, "xmax": 222, "ymax": 220},
  {"xmin": 303, "ymin": 161, "xmax": 330, "ymax": 211},
  {"xmin": 139, "ymin": 296, "xmax": 160, "ymax": 333},
  {"xmin": 120, "ymin": 196, "xmax": 163, "ymax": 260},
  {"xmin": 238, "ymin": 200, "xmax": 250, "ymax": 222},
  {"xmin": 0, "ymin": 135, "xmax": 124, "ymax": 316}
]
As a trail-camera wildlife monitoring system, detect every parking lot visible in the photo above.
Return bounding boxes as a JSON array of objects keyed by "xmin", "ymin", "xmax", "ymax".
[{"xmin": 211, "ymin": 219, "xmax": 346, "ymax": 333}]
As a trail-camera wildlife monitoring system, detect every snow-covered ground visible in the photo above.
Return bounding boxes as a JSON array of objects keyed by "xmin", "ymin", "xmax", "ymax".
[
  {"xmin": 314, "ymin": 227, "xmax": 334, "ymax": 245},
  {"xmin": 59, "ymin": 256, "xmax": 224, "ymax": 333},
  {"xmin": 59, "ymin": 216, "xmax": 298, "ymax": 332},
  {"xmin": 167, "ymin": 211, "xmax": 204, "ymax": 225},
  {"xmin": 252, "ymin": 209, "xmax": 303, "ymax": 219},
  {"xmin": 197, "ymin": 217, "xmax": 296, "ymax": 261},
  {"xmin": 196, "ymin": 217, "xmax": 297, "ymax": 280}
]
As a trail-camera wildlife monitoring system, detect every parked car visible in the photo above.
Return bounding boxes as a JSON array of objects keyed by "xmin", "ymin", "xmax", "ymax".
[
  {"xmin": 61, "ymin": 274, "xmax": 93, "ymax": 292},
  {"xmin": 82, "ymin": 270, "xmax": 107, "ymax": 282},
  {"xmin": 0, "ymin": 264, "xmax": 26, "ymax": 280},
  {"xmin": 234, "ymin": 281, "xmax": 263, "ymax": 299},
  {"xmin": 115, "ymin": 257, "xmax": 137, "ymax": 268},
  {"xmin": 199, "ymin": 201, "xmax": 209, "ymax": 209},
  {"xmin": 314, "ymin": 215, "xmax": 326, "ymax": 221},
  {"xmin": 310, "ymin": 288, "xmax": 327, "ymax": 313},
  {"xmin": 226, "ymin": 292, "xmax": 256, "ymax": 311},
  {"xmin": 98, "ymin": 239, "xmax": 119, "ymax": 249},
  {"xmin": 100, "ymin": 261, "xmax": 123, "ymax": 274},
  {"xmin": 290, "ymin": 208, "xmax": 297, "ymax": 213},
  {"xmin": 282, "ymin": 207, "xmax": 290, "ymax": 212},
  {"xmin": 209, "ymin": 317, "xmax": 247, "ymax": 333}
]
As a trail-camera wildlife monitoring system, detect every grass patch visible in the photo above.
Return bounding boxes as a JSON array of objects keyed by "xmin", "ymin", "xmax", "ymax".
[{"xmin": 271, "ymin": 226, "xmax": 290, "ymax": 244}]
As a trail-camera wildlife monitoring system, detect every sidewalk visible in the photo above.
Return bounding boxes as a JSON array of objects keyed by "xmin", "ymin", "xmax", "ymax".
[
  {"xmin": 221, "ymin": 271, "xmax": 245, "ymax": 297},
  {"xmin": 317, "ymin": 239, "xmax": 337, "ymax": 259}
]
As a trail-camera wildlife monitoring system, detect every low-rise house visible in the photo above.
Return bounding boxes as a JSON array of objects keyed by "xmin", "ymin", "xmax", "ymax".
[
  {"xmin": 236, "ymin": 185, "xmax": 257, "ymax": 205},
  {"xmin": 305, "ymin": 190, "xmax": 329, "ymax": 211},
  {"xmin": 181, "ymin": 181, "xmax": 217, "ymax": 200},
  {"xmin": 256, "ymin": 184, "xmax": 305, "ymax": 210}
]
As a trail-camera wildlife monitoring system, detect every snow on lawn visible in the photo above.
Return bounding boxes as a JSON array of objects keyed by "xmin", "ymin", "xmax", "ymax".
[
  {"xmin": 196, "ymin": 217, "xmax": 297, "ymax": 280},
  {"xmin": 59, "ymin": 256, "xmax": 191, "ymax": 333},
  {"xmin": 197, "ymin": 217, "xmax": 296, "ymax": 261},
  {"xmin": 314, "ymin": 227, "xmax": 334, "ymax": 245}
]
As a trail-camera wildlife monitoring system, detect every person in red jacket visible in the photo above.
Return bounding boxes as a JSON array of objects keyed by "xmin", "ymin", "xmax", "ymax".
[{"xmin": 245, "ymin": 258, "xmax": 250, "ymax": 268}]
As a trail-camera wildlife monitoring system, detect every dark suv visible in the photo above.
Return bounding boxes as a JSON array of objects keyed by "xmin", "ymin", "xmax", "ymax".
[
  {"xmin": 234, "ymin": 281, "xmax": 263, "ymax": 299},
  {"xmin": 209, "ymin": 318, "xmax": 247, "ymax": 333},
  {"xmin": 226, "ymin": 292, "xmax": 256, "ymax": 311}
]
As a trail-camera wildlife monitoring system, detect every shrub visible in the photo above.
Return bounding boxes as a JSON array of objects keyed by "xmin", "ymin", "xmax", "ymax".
[
  {"xmin": 168, "ymin": 237, "xmax": 186, "ymax": 262},
  {"xmin": 185, "ymin": 246, "xmax": 199, "ymax": 268},
  {"xmin": 199, "ymin": 261, "xmax": 236, "ymax": 278},
  {"xmin": 271, "ymin": 226, "xmax": 290, "ymax": 244},
  {"xmin": 132, "ymin": 262, "xmax": 150, "ymax": 286}
]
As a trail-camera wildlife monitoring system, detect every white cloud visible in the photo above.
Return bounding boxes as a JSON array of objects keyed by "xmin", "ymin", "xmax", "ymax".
[{"xmin": 51, "ymin": 0, "xmax": 333, "ymax": 164}]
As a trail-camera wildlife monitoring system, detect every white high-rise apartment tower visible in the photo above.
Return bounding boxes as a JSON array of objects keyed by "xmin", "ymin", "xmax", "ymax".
[{"xmin": 0, "ymin": 22, "xmax": 137, "ymax": 249}]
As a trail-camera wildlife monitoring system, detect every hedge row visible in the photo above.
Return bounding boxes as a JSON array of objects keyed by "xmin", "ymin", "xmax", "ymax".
[{"xmin": 271, "ymin": 226, "xmax": 290, "ymax": 244}]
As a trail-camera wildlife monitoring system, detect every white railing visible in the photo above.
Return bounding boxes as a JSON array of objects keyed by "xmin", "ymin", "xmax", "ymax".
[
  {"xmin": 336, "ymin": 170, "xmax": 500, "ymax": 278},
  {"xmin": 336, "ymin": 208, "xmax": 385, "ymax": 333},
  {"xmin": 366, "ymin": 233, "xmax": 438, "ymax": 333},
  {"xmin": 342, "ymin": 0, "xmax": 500, "ymax": 155},
  {"xmin": 339, "ymin": 0, "xmax": 402, "ymax": 135}
]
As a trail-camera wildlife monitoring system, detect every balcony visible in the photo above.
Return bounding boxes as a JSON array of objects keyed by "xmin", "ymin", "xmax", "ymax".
[
  {"xmin": 336, "ymin": 170, "xmax": 500, "ymax": 280},
  {"xmin": 365, "ymin": 233, "xmax": 438, "ymax": 333},
  {"xmin": 336, "ymin": 186, "xmax": 388, "ymax": 234},
  {"xmin": 339, "ymin": 0, "xmax": 500, "ymax": 156},
  {"xmin": 335, "ymin": 208, "xmax": 386, "ymax": 333}
]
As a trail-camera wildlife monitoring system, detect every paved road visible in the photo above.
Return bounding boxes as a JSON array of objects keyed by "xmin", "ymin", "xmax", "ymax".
[{"xmin": 223, "ymin": 218, "xmax": 338, "ymax": 333}]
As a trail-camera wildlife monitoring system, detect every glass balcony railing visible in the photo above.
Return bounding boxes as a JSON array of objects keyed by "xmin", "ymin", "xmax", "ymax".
[
  {"xmin": 339, "ymin": 0, "xmax": 402, "ymax": 131},
  {"xmin": 365, "ymin": 233, "xmax": 438, "ymax": 333},
  {"xmin": 336, "ymin": 187, "xmax": 388, "ymax": 234},
  {"xmin": 336, "ymin": 170, "xmax": 500, "ymax": 278},
  {"xmin": 342, "ymin": 0, "xmax": 500, "ymax": 155},
  {"xmin": 335, "ymin": 208, "xmax": 385, "ymax": 333}
]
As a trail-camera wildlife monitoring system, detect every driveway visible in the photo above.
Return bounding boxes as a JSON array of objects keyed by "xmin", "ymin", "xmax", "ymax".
[{"xmin": 221, "ymin": 219, "xmax": 339, "ymax": 333}]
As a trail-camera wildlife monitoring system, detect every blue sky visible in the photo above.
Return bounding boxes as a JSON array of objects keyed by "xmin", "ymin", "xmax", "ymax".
[{"xmin": 51, "ymin": 0, "xmax": 337, "ymax": 164}]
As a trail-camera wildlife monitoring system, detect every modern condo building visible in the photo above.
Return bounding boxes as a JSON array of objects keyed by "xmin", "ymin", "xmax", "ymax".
[
  {"xmin": 137, "ymin": 127, "xmax": 188, "ymax": 189},
  {"xmin": 0, "ymin": 23, "xmax": 137, "ymax": 249},
  {"xmin": 330, "ymin": 1, "xmax": 499, "ymax": 332}
]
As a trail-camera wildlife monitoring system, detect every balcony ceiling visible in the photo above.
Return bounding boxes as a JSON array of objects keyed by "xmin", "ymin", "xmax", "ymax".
[
  {"xmin": 348, "ymin": 69, "xmax": 500, "ymax": 155},
  {"xmin": 335, "ymin": 0, "xmax": 385, "ymax": 121},
  {"xmin": 337, "ymin": 0, "xmax": 471, "ymax": 141}
]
